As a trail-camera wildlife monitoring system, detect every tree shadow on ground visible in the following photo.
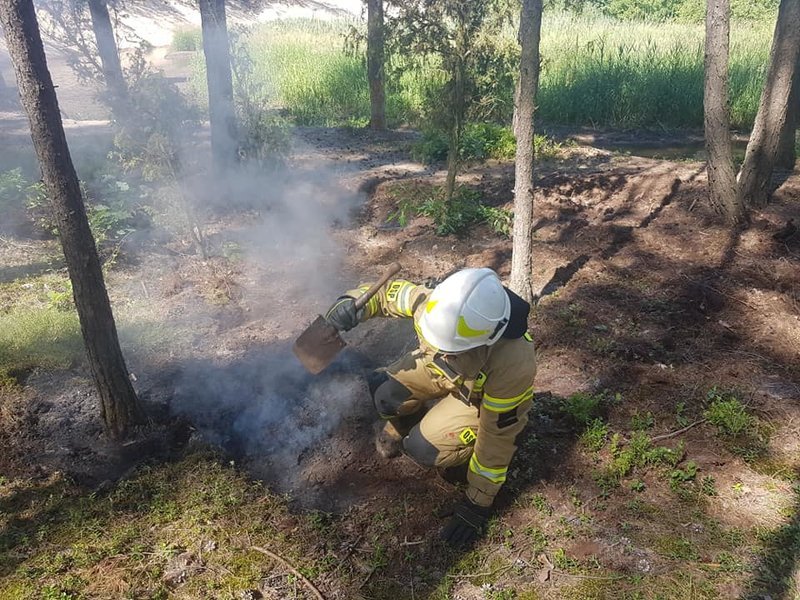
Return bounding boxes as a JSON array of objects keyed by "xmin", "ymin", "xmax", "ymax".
[{"xmin": 743, "ymin": 486, "xmax": 800, "ymax": 600}]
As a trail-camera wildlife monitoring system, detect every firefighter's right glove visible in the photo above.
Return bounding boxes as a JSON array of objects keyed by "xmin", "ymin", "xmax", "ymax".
[
  {"xmin": 325, "ymin": 296, "xmax": 360, "ymax": 332},
  {"xmin": 440, "ymin": 499, "xmax": 491, "ymax": 548}
]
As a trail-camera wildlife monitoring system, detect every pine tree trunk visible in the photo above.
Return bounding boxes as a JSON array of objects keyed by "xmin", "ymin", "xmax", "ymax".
[
  {"xmin": 0, "ymin": 0, "xmax": 142, "ymax": 440},
  {"xmin": 703, "ymin": 0, "xmax": 744, "ymax": 223},
  {"xmin": 510, "ymin": 0, "xmax": 543, "ymax": 303},
  {"xmin": 737, "ymin": 0, "xmax": 800, "ymax": 207},
  {"xmin": 367, "ymin": 0, "xmax": 386, "ymax": 130},
  {"xmin": 86, "ymin": 0, "xmax": 126, "ymax": 112},
  {"xmin": 198, "ymin": 0, "xmax": 238, "ymax": 171},
  {"xmin": 776, "ymin": 55, "xmax": 799, "ymax": 169}
]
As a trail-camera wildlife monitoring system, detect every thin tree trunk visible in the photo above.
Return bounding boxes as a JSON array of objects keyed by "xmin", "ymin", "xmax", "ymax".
[
  {"xmin": 776, "ymin": 55, "xmax": 799, "ymax": 169},
  {"xmin": 704, "ymin": 0, "xmax": 744, "ymax": 223},
  {"xmin": 0, "ymin": 0, "xmax": 142, "ymax": 440},
  {"xmin": 198, "ymin": 0, "xmax": 238, "ymax": 171},
  {"xmin": 737, "ymin": 0, "xmax": 800, "ymax": 207},
  {"xmin": 510, "ymin": 0, "xmax": 543, "ymax": 303},
  {"xmin": 445, "ymin": 21, "xmax": 467, "ymax": 205},
  {"xmin": 367, "ymin": 0, "xmax": 386, "ymax": 130},
  {"xmin": 86, "ymin": 0, "xmax": 126, "ymax": 112}
]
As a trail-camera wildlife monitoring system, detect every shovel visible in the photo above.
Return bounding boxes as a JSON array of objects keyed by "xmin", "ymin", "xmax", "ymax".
[{"xmin": 293, "ymin": 262, "xmax": 402, "ymax": 374}]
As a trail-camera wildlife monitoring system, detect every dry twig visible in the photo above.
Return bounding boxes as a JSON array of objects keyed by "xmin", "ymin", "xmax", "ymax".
[
  {"xmin": 649, "ymin": 418, "xmax": 707, "ymax": 443},
  {"xmin": 250, "ymin": 545, "xmax": 325, "ymax": 600}
]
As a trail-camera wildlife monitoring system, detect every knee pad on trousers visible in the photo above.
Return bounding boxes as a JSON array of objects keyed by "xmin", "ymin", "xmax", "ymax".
[
  {"xmin": 403, "ymin": 426, "xmax": 440, "ymax": 467},
  {"xmin": 372, "ymin": 376, "xmax": 413, "ymax": 418},
  {"xmin": 367, "ymin": 370, "xmax": 390, "ymax": 396}
]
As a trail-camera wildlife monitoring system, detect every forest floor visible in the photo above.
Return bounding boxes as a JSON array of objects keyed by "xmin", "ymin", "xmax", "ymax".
[{"xmin": 0, "ymin": 119, "xmax": 798, "ymax": 600}]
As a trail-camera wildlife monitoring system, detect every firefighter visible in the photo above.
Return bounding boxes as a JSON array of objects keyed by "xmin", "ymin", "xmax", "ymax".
[{"xmin": 325, "ymin": 267, "xmax": 536, "ymax": 547}]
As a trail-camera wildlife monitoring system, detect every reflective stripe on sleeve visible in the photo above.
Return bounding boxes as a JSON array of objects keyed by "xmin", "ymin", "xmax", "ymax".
[
  {"xmin": 469, "ymin": 454, "xmax": 507, "ymax": 485},
  {"xmin": 396, "ymin": 282, "xmax": 416, "ymax": 316},
  {"xmin": 481, "ymin": 387, "xmax": 534, "ymax": 413},
  {"xmin": 354, "ymin": 285, "xmax": 380, "ymax": 317}
]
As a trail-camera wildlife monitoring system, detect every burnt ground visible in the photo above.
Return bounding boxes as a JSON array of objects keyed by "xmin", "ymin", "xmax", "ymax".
[{"xmin": 1, "ymin": 122, "xmax": 799, "ymax": 598}]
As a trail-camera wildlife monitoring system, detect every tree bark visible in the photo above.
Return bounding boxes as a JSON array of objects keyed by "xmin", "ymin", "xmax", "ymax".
[
  {"xmin": 0, "ymin": 0, "xmax": 142, "ymax": 440},
  {"xmin": 86, "ymin": 0, "xmax": 126, "ymax": 111},
  {"xmin": 703, "ymin": 0, "xmax": 744, "ymax": 223},
  {"xmin": 367, "ymin": 0, "xmax": 386, "ymax": 130},
  {"xmin": 737, "ymin": 0, "xmax": 800, "ymax": 207},
  {"xmin": 775, "ymin": 55, "xmax": 799, "ymax": 169},
  {"xmin": 510, "ymin": 0, "xmax": 543, "ymax": 303},
  {"xmin": 198, "ymin": 0, "xmax": 238, "ymax": 171},
  {"xmin": 444, "ymin": 12, "xmax": 468, "ymax": 206}
]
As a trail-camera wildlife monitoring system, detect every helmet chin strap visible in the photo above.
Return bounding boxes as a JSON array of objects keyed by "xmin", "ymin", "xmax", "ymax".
[{"xmin": 488, "ymin": 317, "xmax": 509, "ymax": 342}]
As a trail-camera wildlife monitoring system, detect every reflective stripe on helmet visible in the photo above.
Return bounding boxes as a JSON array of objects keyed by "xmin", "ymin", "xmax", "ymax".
[
  {"xmin": 469, "ymin": 454, "xmax": 507, "ymax": 484},
  {"xmin": 457, "ymin": 316, "xmax": 489, "ymax": 338},
  {"xmin": 481, "ymin": 387, "xmax": 534, "ymax": 413}
]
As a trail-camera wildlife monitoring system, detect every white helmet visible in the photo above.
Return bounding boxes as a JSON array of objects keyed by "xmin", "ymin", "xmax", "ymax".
[{"xmin": 417, "ymin": 268, "xmax": 511, "ymax": 353}]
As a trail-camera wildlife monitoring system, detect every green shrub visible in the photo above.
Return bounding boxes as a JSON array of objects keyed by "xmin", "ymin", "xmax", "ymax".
[
  {"xmin": 171, "ymin": 27, "xmax": 202, "ymax": 51},
  {"xmin": 609, "ymin": 431, "xmax": 684, "ymax": 478},
  {"xmin": 478, "ymin": 205, "xmax": 513, "ymax": 237},
  {"xmin": 581, "ymin": 418, "xmax": 609, "ymax": 451},
  {"xmin": 630, "ymin": 410, "xmax": 655, "ymax": 431},
  {"xmin": 20, "ymin": 166, "xmax": 144, "ymax": 248},
  {"xmin": 386, "ymin": 183, "xmax": 511, "ymax": 237},
  {"xmin": 411, "ymin": 124, "xmax": 561, "ymax": 164},
  {"xmin": 417, "ymin": 186, "xmax": 484, "ymax": 236},
  {"xmin": 0, "ymin": 168, "xmax": 30, "ymax": 212},
  {"xmin": 561, "ymin": 391, "xmax": 603, "ymax": 425},
  {"xmin": 669, "ymin": 460, "xmax": 698, "ymax": 490},
  {"xmin": 704, "ymin": 389, "xmax": 753, "ymax": 436}
]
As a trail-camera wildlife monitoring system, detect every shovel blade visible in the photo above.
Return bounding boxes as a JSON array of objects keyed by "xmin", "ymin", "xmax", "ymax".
[{"xmin": 293, "ymin": 315, "xmax": 347, "ymax": 374}]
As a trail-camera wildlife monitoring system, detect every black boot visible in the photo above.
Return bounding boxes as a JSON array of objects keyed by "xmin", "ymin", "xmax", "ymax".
[{"xmin": 439, "ymin": 462, "xmax": 469, "ymax": 485}]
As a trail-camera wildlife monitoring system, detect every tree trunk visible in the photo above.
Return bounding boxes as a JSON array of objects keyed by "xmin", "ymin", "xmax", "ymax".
[
  {"xmin": 367, "ymin": 0, "xmax": 386, "ymax": 130},
  {"xmin": 776, "ymin": 54, "xmax": 799, "ymax": 169},
  {"xmin": 737, "ymin": 0, "xmax": 800, "ymax": 207},
  {"xmin": 86, "ymin": 0, "xmax": 126, "ymax": 112},
  {"xmin": 445, "ymin": 19, "xmax": 468, "ymax": 205},
  {"xmin": 198, "ymin": 0, "xmax": 238, "ymax": 171},
  {"xmin": 0, "ymin": 0, "xmax": 142, "ymax": 440},
  {"xmin": 703, "ymin": 0, "xmax": 744, "ymax": 223},
  {"xmin": 510, "ymin": 0, "xmax": 543, "ymax": 303}
]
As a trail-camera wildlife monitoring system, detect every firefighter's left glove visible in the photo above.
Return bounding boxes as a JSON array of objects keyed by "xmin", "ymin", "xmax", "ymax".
[
  {"xmin": 325, "ymin": 296, "xmax": 361, "ymax": 332},
  {"xmin": 440, "ymin": 498, "xmax": 491, "ymax": 548}
]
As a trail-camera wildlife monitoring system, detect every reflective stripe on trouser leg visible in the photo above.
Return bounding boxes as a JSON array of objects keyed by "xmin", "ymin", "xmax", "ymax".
[{"xmin": 403, "ymin": 394, "xmax": 479, "ymax": 468}]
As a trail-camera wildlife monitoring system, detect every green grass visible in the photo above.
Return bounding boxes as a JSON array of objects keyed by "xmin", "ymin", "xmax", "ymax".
[
  {"xmin": 210, "ymin": 13, "xmax": 773, "ymax": 130},
  {"xmin": 0, "ymin": 275, "xmax": 83, "ymax": 375},
  {"xmin": 0, "ymin": 451, "xmax": 322, "ymax": 599},
  {"xmin": 171, "ymin": 27, "xmax": 202, "ymax": 52},
  {"xmin": 537, "ymin": 13, "xmax": 771, "ymax": 129}
]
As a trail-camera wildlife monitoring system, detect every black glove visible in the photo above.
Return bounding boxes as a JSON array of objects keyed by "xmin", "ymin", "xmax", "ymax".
[
  {"xmin": 440, "ymin": 498, "xmax": 491, "ymax": 548},
  {"xmin": 325, "ymin": 296, "xmax": 360, "ymax": 332}
]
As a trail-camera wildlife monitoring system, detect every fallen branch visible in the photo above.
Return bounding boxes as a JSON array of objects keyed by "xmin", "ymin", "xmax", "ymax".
[
  {"xmin": 251, "ymin": 545, "xmax": 325, "ymax": 600},
  {"xmin": 552, "ymin": 569, "xmax": 627, "ymax": 581},
  {"xmin": 650, "ymin": 419, "xmax": 706, "ymax": 443}
]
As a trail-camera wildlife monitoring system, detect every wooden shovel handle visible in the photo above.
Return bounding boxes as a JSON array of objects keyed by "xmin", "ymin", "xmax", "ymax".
[{"xmin": 354, "ymin": 262, "xmax": 402, "ymax": 310}]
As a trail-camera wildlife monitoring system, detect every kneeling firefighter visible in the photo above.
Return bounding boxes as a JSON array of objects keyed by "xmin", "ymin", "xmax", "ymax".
[{"xmin": 325, "ymin": 267, "xmax": 537, "ymax": 547}]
